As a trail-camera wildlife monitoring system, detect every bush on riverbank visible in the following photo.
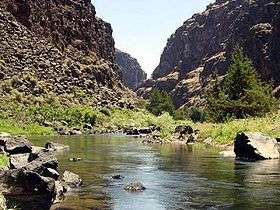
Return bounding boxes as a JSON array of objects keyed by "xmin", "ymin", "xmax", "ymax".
[{"xmin": 147, "ymin": 89, "xmax": 175, "ymax": 116}]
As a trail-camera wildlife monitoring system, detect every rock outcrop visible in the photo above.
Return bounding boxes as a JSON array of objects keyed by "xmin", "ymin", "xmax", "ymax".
[
  {"xmin": 0, "ymin": 136, "xmax": 59, "ymax": 209},
  {"xmin": 234, "ymin": 132, "xmax": 280, "ymax": 161},
  {"xmin": 115, "ymin": 49, "xmax": 147, "ymax": 89},
  {"xmin": 0, "ymin": 0, "xmax": 135, "ymax": 107},
  {"xmin": 0, "ymin": 135, "xmax": 82, "ymax": 209},
  {"xmin": 137, "ymin": 0, "xmax": 280, "ymax": 108}
]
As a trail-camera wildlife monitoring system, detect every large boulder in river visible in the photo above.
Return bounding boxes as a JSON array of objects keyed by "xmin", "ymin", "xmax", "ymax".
[{"xmin": 234, "ymin": 132, "xmax": 280, "ymax": 161}]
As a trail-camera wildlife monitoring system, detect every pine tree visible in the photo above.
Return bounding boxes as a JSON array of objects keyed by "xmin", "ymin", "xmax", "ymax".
[{"xmin": 207, "ymin": 48, "xmax": 277, "ymax": 122}]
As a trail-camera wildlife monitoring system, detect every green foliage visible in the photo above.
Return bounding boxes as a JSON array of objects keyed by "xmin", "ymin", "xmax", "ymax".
[
  {"xmin": 207, "ymin": 48, "xmax": 277, "ymax": 122},
  {"xmin": 175, "ymin": 107, "xmax": 206, "ymax": 123},
  {"xmin": 147, "ymin": 89, "xmax": 175, "ymax": 116},
  {"xmin": 100, "ymin": 108, "xmax": 111, "ymax": 116},
  {"xmin": 0, "ymin": 154, "xmax": 9, "ymax": 168},
  {"xmin": 196, "ymin": 112, "xmax": 280, "ymax": 144},
  {"xmin": 189, "ymin": 107, "xmax": 206, "ymax": 123},
  {"xmin": 0, "ymin": 119, "xmax": 52, "ymax": 136},
  {"xmin": 107, "ymin": 108, "xmax": 180, "ymax": 139}
]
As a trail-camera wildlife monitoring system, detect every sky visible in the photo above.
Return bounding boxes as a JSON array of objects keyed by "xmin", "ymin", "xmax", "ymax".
[{"xmin": 93, "ymin": 0, "xmax": 214, "ymax": 77}]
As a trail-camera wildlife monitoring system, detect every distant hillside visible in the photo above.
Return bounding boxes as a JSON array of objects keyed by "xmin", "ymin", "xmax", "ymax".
[
  {"xmin": 115, "ymin": 49, "xmax": 147, "ymax": 89},
  {"xmin": 137, "ymin": 0, "xmax": 280, "ymax": 108}
]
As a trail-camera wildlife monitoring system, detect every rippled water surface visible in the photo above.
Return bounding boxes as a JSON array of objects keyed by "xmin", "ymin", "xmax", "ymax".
[{"xmin": 31, "ymin": 135, "xmax": 280, "ymax": 210}]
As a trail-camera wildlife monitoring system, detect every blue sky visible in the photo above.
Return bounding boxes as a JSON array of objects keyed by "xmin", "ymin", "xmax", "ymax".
[{"xmin": 93, "ymin": 0, "xmax": 214, "ymax": 76}]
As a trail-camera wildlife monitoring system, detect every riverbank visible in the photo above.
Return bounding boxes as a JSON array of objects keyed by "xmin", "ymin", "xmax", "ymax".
[{"xmin": 0, "ymin": 102, "xmax": 279, "ymax": 146}]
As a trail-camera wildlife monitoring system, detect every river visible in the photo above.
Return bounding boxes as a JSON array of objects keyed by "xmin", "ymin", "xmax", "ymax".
[{"xmin": 31, "ymin": 135, "xmax": 280, "ymax": 210}]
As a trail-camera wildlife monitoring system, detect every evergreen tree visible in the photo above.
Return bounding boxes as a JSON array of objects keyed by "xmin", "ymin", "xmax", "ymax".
[
  {"xmin": 147, "ymin": 89, "xmax": 175, "ymax": 116},
  {"xmin": 207, "ymin": 48, "xmax": 277, "ymax": 122}
]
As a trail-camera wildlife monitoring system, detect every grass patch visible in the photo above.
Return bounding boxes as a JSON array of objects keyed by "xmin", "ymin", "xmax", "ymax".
[
  {"xmin": 194, "ymin": 111, "xmax": 280, "ymax": 144},
  {"xmin": 0, "ymin": 119, "xmax": 53, "ymax": 136},
  {"xmin": 0, "ymin": 154, "xmax": 9, "ymax": 168}
]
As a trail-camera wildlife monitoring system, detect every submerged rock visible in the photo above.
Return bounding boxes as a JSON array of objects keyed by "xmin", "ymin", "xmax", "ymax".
[
  {"xmin": 69, "ymin": 157, "xmax": 82, "ymax": 162},
  {"xmin": 220, "ymin": 150, "xmax": 236, "ymax": 158},
  {"xmin": 45, "ymin": 142, "xmax": 70, "ymax": 152},
  {"xmin": 124, "ymin": 182, "xmax": 146, "ymax": 192},
  {"xmin": 234, "ymin": 132, "xmax": 280, "ymax": 161},
  {"xmin": 111, "ymin": 175, "xmax": 124, "ymax": 180},
  {"xmin": 62, "ymin": 171, "xmax": 83, "ymax": 190}
]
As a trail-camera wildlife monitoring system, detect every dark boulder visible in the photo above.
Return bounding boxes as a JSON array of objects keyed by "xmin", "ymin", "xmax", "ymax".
[
  {"xmin": 138, "ymin": 128, "xmax": 153, "ymax": 135},
  {"xmin": 125, "ymin": 128, "xmax": 140, "ymax": 136},
  {"xmin": 175, "ymin": 125, "xmax": 194, "ymax": 135},
  {"xmin": 0, "ymin": 136, "xmax": 32, "ymax": 154},
  {"xmin": 172, "ymin": 125, "xmax": 197, "ymax": 143},
  {"xmin": 234, "ymin": 132, "xmax": 280, "ymax": 161},
  {"xmin": 111, "ymin": 175, "xmax": 124, "ymax": 180},
  {"xmin": 69, "ymin": 130, "xmax": 83, "ymax": 136},
  {"xmin": 1, "ymin": 169, "xmax": 55, "ymax": 210},
  {"xmin": 125, "ymin": 126, "xmax": 155, "ymax": 136}
]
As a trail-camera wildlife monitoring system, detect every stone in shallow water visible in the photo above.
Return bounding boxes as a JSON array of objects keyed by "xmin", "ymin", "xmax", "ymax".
[
  {"xmin": 111, "ymin": 175, "xmax": 124, "ymax": 180},
  {"xmin": 62, "ymin": 171, "xmax": 83, "ymax": 189},
  {"xmin": 234, "ymin": 132, "xmax": 280, "ymax": 161},
  {"xmin": 124, "ymin": 182, "xmax": 146, "ymax": 192},
  {"xmin": 45, "ymin": 142, "xmax": 70, "ymax": 152}
]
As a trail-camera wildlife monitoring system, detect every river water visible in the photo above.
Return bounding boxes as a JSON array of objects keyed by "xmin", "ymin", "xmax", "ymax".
[{"xmin": 31, "ymin": 135, "xmax": 280, "ymax": 210}]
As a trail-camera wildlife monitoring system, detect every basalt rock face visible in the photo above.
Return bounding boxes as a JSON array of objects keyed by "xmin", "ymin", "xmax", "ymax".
[
  {"xmin": 0, "ymin": 0, "xmax": 135, "ymax": 106},
  {"xmin": 115, "ymin": 49, "xmax": 147, "ymax": 89},
  {"xmin": 0, "ymin": 0, "xmax": 115, "ymax": 61},
  {"xmin": 137, "ymin": 0, "xmax": 280, "ymax": 108}
]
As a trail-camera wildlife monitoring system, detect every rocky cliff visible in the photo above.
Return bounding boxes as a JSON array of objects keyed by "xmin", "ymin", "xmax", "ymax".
[
  {"xmin": 0, "ymin": 0, "xmax": 135, "ymax": 107},
  {"xmin": 115, "ymin": 49, "xmax": 147, "ymax": 89},
  {"xmin": 137, "ymin": 0, "xmax": 280, "ymax": 108}
]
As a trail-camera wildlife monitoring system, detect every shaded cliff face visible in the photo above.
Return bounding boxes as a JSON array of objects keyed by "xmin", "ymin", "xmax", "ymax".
[
  {"xmin": 115, "ymin": 49, "xmax": 147, "ymax": 89},
  {"xmin": 0, "ymin": 0, "xmax": 136, "ymax": 107},
  {"xmin": 1, "ymin": 0, "xmax": 115, "ymax": 61},
  {"xmin": 138, "ymin": 0, "xmax": 280, "ymax": 108}
]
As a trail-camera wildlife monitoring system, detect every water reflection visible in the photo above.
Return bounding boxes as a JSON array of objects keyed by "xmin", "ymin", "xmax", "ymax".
[{"xmin": 31, "ymin": 136, "xmax": 280, "ymax": 210}]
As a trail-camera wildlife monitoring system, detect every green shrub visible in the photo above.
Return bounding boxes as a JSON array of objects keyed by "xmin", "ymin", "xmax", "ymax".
[
  {"xmin": 100, "ymin": 108, "xmax": 111, "ymax": 116},
  {"xmin": 189, "ymin": 107, "xmax": 206, "ymax": 123},
  {"xmin": 175, "ymin": 107, "xmax": 206, "ymax": 122},
  {"xmin": 147, "ymin": 89, "xmax": 175, "ymax": 116},
  {"xmin": 84, "ymin": 112, "xmax": 97, "ymax": 126},
  {"xmin": 207, "ymin": 48, "xmax": 277, "ymax": 122}
]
